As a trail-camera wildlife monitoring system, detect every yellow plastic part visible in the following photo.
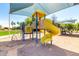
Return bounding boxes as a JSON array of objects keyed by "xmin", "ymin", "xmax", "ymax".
[
  {"xmin": 25, "ymin": 26, "xmax": 32, "ymax": 33},
  {"xmin": 41, "ymin": 19, "xmax": 60, "ymax": 44},
  {"xmin": 32, "ymin": 10, "xmax": 46, "ymax": 18}
]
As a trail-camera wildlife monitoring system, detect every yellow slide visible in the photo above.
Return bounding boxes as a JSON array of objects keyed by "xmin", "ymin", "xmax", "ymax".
[{"xmin": 41, "ymin": 19, "xmax": 60, "ymax": 44}]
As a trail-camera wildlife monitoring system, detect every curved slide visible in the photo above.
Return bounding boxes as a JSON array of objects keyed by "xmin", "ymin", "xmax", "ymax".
[{"xmin": 40, "ymin": 19, "xmax": 60, "ymax": 44}]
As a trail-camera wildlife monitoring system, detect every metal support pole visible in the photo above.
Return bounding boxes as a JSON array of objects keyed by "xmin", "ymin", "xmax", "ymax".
[
  {"xmin": 9, "ymin": 14, "xmax": 11, "ymax": 40},
  {"xmin": 21, "ymin": 22, "xmax": 25, "ymax": 41},
  {"xmin": 44, "ymin": 15, "xmax": 46, "ymax": 45},
  {"xmin": 39, "ymin": 17, "xmax": 41, "ymax": 39},
  {"xmin": 44, "ymin": 15, "xmax": 46, "ymax": 36},
  {"xmin": 30, "ymin": 34, "xmax": 31, "ymax": 40},
  {"xmin": 51, "ymin": 40, "xmax": 52, "ymax": 45},
  {"xmin": 32, "ymin": 16, "xmax": 34, "ymax": 40},
  {"xmin": 35, "ymin": 12, "xmax": 38, "ymax": 43},
  {"xmin": 32, "ymin": 30, "xmax": 34, "ymax": 40}
]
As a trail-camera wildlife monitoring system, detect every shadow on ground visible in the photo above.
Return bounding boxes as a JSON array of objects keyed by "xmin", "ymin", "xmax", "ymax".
[
  {"xmin": 60, "ymin": 33, "xmax": 79, "ymax": 38},
  {"xmin": 0, "ymin": 39, "xmax": 79, "ymax": 56}
]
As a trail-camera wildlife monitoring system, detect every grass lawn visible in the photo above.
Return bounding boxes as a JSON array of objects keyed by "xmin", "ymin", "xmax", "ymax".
[{"xmin": 0, "ymin": 30, "xmax": 20, "ymax": 36}]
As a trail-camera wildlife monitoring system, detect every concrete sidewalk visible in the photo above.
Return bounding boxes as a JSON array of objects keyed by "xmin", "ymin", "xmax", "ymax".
[
  {"xmin": 53, "ymin": 35, "xmax": 79, "ymax": 53},
  {"xmin": 0, "ymin": 33, "xmax": 79, "ymax": 55},
  {"xmin": 0, "ymin": 34, "xmax": 21, "ymax": 42}
]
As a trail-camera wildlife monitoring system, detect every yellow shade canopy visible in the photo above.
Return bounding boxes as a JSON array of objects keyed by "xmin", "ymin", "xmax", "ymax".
[{"xmin": 32, "ymin": 10, "xmax": 46, "ymax": 18}]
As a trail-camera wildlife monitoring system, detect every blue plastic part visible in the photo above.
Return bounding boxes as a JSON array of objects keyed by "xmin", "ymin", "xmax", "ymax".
[
  {"xmin": 22, "ymin": 32, "xmax": 25, "ymax": 41},
  {"xmin": 35, "ymin": 38, "xmax": 38, "ymax": 44}
]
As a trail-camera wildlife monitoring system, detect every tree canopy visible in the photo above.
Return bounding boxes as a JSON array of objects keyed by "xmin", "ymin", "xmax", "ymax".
[{"xmin": 25, "ymin": 17, "xmax": 35, "ymax": 25}]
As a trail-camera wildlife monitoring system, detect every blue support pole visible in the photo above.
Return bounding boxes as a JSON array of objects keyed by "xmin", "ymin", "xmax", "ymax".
[
  {"xmin": 32, "ymin": 16, "xmax": 35, "ymax": 40},
  {"xmin": 22, "ymin": 31, "xmax": 25, "ymax": 41},
  {"xmin": 21, "ymin": 22, "xmax": 25, "ymax": 41},
  {"xmin": 44, "ymin": 15, "xmax": 46, "ymax": 35},
  {"xmin": 39, "ymin": 17, "xmax": 41, "ymax": 40},
  {"xmin": 32, "ymin": 30, "xmax": 34, "ymax": 40},
  {"xmin": 44, "ymin": 15, "xmax": 46, "ymax": 46},
  {"xmin": 36, "ymin": 12, "xmax": 38, "ymax": 43}
]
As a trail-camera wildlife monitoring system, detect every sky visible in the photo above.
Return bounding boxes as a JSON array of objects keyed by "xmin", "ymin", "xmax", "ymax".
[
  {"xmin": 0, "ymin": 3, "xmax": 9, "ymax": 27},
  {"xmin": 0, "ymin": 3, "xmax": 79, "ymax": 27},
  {"xmin": 0, "ymin": 3, "xmax": 27, "ymax": 27},
  {"xmin": 46, "ymin": 5, "xmax": 79, "ymax": 22}
]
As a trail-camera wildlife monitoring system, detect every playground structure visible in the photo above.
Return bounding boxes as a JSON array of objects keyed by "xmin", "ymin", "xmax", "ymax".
[
  {"xmin": 1, "ymin": 3, "xmax": 79, "ymax": 56},
  {"xmin": 21, "ymin": 10, "xmax": 60, "ymax": 45},
  {"xmin": 10, "ymin": 3, "xmax": 77, "ymax": 45}
]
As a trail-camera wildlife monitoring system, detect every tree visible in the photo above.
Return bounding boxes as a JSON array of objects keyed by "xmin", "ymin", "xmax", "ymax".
[
  {"xmin": 11, "ymin": 21, "xmax": 16, "ymax": 26},
  {"xmin": 76, "ymin": 23, "xmax": 79, "ymax": 32},
  {"xmin": 0, "ymin": 25, "xmax": 2, "ymax": 29},
  {"xmin": 63, "ymin": 23, "xmax": 75, "ymax": 34},
  {"xmin": 11, "ymin": 21, "xmax": 16, "ymax": 30},
  {"xmin": 25, "ymin": 17, "xmax": 33, "ymax": 25},
  {"xmin": 60, "ymin": 23, "xmax": 75, "ymax": 35},
  {"xmin": 17, "ymin": 22, "xmax": 20, "ymax": 25}
]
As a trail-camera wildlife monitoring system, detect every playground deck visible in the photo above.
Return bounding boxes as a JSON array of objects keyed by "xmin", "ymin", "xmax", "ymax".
[{"xmin": 0, "ymin": 35, "xmax": 79, "ymax": 56}]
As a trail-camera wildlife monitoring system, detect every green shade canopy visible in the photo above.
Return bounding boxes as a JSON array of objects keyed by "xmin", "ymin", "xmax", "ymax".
[
  {"xmin": 10, "ymin": 3, "xmax": 77, "ymax": 16},
  {"xmin": 10, "ymin": 3, "xmax": 34, "ymax": 13}
]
